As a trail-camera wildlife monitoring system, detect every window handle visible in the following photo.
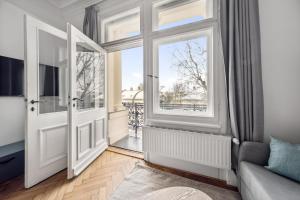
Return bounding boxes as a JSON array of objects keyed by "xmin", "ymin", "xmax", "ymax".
[{"xmin": 147, "ymin": 74, "xmax": 159, "ymax": 78}]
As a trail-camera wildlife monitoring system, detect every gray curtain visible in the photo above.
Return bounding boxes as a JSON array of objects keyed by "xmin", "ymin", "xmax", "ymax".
[
  {"xmin": 83, "ymin": 5, "xmax": 99, "ymax": 43},
  {"xmin": 219, "ymin": 0, "xmax": 264, "ymax": 169}
]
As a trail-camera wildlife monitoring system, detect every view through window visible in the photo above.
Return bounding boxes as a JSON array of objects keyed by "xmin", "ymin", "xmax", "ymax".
[
  {"xmin": 121, "ymin": 47, "xmax": 144, "ymax": 138},
  {"xmin": 157, "ymin": 32, "xmax": 209, "ymax": 114}
]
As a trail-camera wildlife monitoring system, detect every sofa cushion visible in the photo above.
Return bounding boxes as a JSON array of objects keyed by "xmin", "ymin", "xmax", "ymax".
[
  {"xmin": 266, "ymin": 137, "xmax": 300, "ymax": 182},
  {"xmin": 240, "ymin": 161, "xmax": 300, "ymax": 200}
]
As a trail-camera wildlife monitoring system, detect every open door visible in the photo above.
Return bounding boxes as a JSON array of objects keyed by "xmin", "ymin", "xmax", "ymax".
[
  {"xmin": 24, "ymin": 15, "xmax": 68, "ymax": 188},
  {"xmin": 67, "ymin": 24, "xmax": 108, "ymax": 178}
]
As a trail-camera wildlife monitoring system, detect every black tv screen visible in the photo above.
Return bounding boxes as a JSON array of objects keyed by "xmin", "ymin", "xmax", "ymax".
[{"xmin": 0, "ymin": 55, "xmax": 24, "ymax": 96}]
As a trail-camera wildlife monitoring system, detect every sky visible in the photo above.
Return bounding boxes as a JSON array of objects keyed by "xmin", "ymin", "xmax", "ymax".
[{"xmin": 121, "ymin": 16, "xmax": 206, "ymax": 91}]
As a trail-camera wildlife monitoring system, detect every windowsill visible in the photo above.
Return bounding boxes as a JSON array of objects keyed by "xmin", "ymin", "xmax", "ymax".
[
  {"xmin": 153, "ymin": 110, "xmax": 214, "ymax": 118},
  {"xmin": 146, "ymin": 118, "xmax": 225, "ymax": 134}
]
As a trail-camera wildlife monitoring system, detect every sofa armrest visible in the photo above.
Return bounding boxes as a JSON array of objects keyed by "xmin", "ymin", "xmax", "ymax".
[{"xmin": 239, "ymin": 142, "xmax": 270, "ymax": 166}]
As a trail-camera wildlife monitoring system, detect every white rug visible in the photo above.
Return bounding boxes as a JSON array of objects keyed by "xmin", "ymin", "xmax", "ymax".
[{"xmin": 109, "ymin": 164, "xmax": 241, "ymax": 200}]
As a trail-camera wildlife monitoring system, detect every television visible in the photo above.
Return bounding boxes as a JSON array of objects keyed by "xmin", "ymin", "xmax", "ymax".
[{"xmin": 0, "ymin": 55, "xmax": 24, "ymax": 96}]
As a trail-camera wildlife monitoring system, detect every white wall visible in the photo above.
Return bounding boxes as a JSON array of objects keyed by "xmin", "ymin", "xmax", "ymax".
[
  {"xmin": 0, "ymin": 0, "xmax": 66, "ymax": 146},
  {"xmin": 259, "ymin": 0, "xmax": 300, "ymax": 143},
  {"xmin": 0, "ymin": 98, "xmax": 25, "ymax": 146},
  {"xmin": 8, "ymin": 0, "xmax": 66, "ymax": 30}
]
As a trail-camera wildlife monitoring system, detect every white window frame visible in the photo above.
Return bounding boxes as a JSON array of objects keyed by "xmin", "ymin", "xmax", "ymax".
[
  {"xmin": 101, "ymin": 7, "xmax": 141, "ymax": 44},
  {"xmin": 144, "ymin": 0, "xmax": 227, "ymax": 133},
  {"xmin": 97, "ymin": 0, "xmax": 144, "ymax": 52},
  {"xmin": 152, "ymin": 28, "xmax": 214, "ymax": 117},
  {"xmin": 97, "ymin": 0, "xmax": 226, "ymax": 133}
]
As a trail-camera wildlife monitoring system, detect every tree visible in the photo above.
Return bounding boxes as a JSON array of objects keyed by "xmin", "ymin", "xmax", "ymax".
[
  {"xmin": 172, "ymin": 82, "xmax": 188, "ymax": 103},
  {"xmin": 76, "ymin": 52, "xmax": 105, "ymax": 108},
  {"xmin": 172, "ymin": 40, "xmax": 208, "ymax": 95}
]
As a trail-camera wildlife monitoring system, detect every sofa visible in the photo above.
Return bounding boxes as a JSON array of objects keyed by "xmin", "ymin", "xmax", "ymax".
[{"xmin": 238, "ymin": 142, "xmax": 300, "ymax": 200}]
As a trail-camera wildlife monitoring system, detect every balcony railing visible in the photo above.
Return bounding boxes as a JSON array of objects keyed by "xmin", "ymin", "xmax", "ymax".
[
  {"xmin": 123, "ymin": 102, "xmax": 144, "ymax": 137},
  {"xmin": 122, "ymin": 102, "xmax": 208, "ymax": 136}
]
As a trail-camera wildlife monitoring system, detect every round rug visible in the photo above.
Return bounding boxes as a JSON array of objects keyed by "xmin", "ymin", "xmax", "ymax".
[{"xmin": 140, "ymin": 186, "xmax": 212, "ymax": 200}]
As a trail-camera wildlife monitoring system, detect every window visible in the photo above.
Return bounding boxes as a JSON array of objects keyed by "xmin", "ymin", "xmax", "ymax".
[
  {"xmin": 145, "ymin": 0, "xmax": 225, "ymax": 132},
  {"xmin": 38, "ymin": 29, "xmax": 68, "ymax": 114},
  {"xmin": 98, "ymin": 0, "xmax": 225, "ymax": 133},
  {"xmin": 76, "ymin": 45, "xmax": 105, "ymax": 110},
  {"xmin": 153, "ymin": 0, "xmax": 213, "ymax": 31},
  {"xmin": 101, "ymin": 8, "xmax": 140, "ymax": 43},
  {"xmin": 154, "ymin": 29, "xmax": 212, "ymax": 116}
]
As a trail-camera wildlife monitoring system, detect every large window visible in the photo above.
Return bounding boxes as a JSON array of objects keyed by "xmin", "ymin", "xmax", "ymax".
[
  {"xmin": 146, "ymin": 0, "xmax": 225, "ymax": 132},
  {"xmin": 99, "ymin": 0, "xmax": 225, "ymax": 132}
]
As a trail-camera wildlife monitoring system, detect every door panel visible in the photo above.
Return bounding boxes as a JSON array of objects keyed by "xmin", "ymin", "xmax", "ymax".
[
  {"xmin": 24, "ymin": 15, "xmax": 68, "ymax": 188},
  {"xmin": 95, "ymin": 118, "xmax": 105, "ymax": 146},
  {"xmin": 77, "ymin": 122, "xmax": 93, "ymax": 160},
  {"xmin": 68, "ymin": 24, "xmax": 108, "ymax": 179},
  {"xmin": 39, "ymin": 124, "xmax": 67, "ymax": 167}
]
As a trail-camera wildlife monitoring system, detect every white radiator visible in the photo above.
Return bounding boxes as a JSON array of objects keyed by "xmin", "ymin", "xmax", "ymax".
[{"xmin": 143, "ymin": 126, "xmax": 231, "ymax": 169}]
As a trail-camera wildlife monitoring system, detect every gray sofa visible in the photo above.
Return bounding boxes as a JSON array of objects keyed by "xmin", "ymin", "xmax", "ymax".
[{"xmin": 238, "ymin": 142, "xmax": 300, "ymax": 200}]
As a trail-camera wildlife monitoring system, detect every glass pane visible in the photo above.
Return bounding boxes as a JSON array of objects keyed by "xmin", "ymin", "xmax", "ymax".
[
  {"xmin": 39, "ymin": 30, "xmax": 68, "ymax": 114},
  {"xmin": 102, "ymin": 8, "xmax": 140, "ymax": 43},
  {"xmin": 76, "ymin": 44, "xmax": 105, "ymax": 110},
  {"xmin": 156, "ymin": 31, "xmax": 210, "ymax": 113},
  {"xmin": 153, "ymin": 0, "xmax": 212, "ymax": 31}
]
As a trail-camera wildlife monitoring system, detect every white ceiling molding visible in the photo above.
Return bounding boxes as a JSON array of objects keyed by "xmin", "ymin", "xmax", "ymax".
[
  {"xmin": 58, "ymin": 0, "xmax": 143, "ymax": 19},
  {"xmin": 47, "ymin": 0, "xmax": 81, "ymax": 9},
  {"xmin": 55, "ymin": 0, "xmax": 105, "ymax": 18}
]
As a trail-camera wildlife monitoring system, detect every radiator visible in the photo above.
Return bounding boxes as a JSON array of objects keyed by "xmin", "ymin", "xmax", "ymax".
[{"xmin": 143, "ymin": 126, "xmax": 231, "ymax": 169}]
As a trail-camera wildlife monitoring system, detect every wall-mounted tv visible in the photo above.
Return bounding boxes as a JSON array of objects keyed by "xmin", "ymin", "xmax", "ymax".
[{"xmin": 0, "ymin": 55, "xmax": 24, "ymax": 96}]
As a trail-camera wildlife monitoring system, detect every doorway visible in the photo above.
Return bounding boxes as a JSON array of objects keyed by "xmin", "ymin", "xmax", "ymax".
[{"xmin": 108, "ymin": 46, "xmax": 143, "ymax": 152}]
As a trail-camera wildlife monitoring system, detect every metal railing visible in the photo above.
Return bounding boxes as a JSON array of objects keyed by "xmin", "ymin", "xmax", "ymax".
[
  {"xmin": 160, "ymin": 103, "xmax": 207, "ymax": 112},
  {"xmin": 123, "ymin": 102, "xmax": 144, "ymax": 137},
  {"xmin": 122, "ymin": 102, "xmax": 208, "ymax": 137}
]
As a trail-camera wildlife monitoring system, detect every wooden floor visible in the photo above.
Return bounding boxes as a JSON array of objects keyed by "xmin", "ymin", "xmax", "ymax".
[{"xmin": 0, "ymin": 151, "xmax": 140, "ymax": 200}]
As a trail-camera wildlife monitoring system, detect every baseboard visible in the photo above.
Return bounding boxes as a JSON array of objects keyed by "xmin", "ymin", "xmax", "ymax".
[
  {"xmin": 144, "ymin": 160, "xmax": 238, "ymax": 192},
  {"xmin": 145, "ymin": 153, "xmax": 237, "ymax": 187}
]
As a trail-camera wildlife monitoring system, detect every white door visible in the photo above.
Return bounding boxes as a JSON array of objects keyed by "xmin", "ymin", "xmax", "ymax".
[
  {"xmin": 67, "ymin": 24, "xmax": 108, "ymax": 178},
  {"xmin": 24, "ymin": 15, "xmax": 68, "ymax": 188}
]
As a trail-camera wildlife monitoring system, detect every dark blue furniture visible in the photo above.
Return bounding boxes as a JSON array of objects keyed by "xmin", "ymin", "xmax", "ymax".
[{"xmin": 0, "ymin": 141, "xmax": 24, "ymax": 183}]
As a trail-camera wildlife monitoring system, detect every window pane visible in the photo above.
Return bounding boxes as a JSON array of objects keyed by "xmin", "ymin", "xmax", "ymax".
[
  {"xmin": 76, "ymin": 44, "xmax": 105, "ymax": 110},
  {"xmin": 156, "ymin": 31, "xmax": 211, "ymax": 114},
  {"xmin": 102, "ymin": 9, "xmax": 140, "ymax": 43},
  {"xmin": 153, "ymin": 0, "xmax": 212, "ymax": 31},
  {"xmin": 39, "ymin": 30, "xmax": 68, "ymax": 114}
]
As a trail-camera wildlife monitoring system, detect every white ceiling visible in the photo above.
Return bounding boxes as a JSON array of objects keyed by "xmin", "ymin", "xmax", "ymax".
[{"xmin": 47, "ymin": 0, "xmax": 81, "ymax": 8}]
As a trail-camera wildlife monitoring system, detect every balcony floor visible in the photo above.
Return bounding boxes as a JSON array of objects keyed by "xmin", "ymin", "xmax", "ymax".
[{"xmin": 111, "ymin": 128, "xmax": 142, "ymax": 152}]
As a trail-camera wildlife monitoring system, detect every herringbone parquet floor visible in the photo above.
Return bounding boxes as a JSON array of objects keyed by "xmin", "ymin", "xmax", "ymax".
[{"xmin": 0, "ymin": 151, "xmax": 140, "ymax": 200}]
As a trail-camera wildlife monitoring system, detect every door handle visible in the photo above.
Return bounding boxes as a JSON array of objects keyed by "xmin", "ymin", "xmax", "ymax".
[
  {"xmin": 72, "ymin": 98, "xmax": 84, "ymax": 101},
  {"xmin": 30, "ymin": 100, "xmax": 40, "ymax": 104}
]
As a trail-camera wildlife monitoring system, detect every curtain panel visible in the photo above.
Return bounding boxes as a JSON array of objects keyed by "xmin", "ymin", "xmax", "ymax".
[
  {"xmin": 83, "ymin": 5, "xmax": 99, "ymax": 43},
  {"xmin": 219, "ymin": 0, "xmax": 264, "ymax": 169}
]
